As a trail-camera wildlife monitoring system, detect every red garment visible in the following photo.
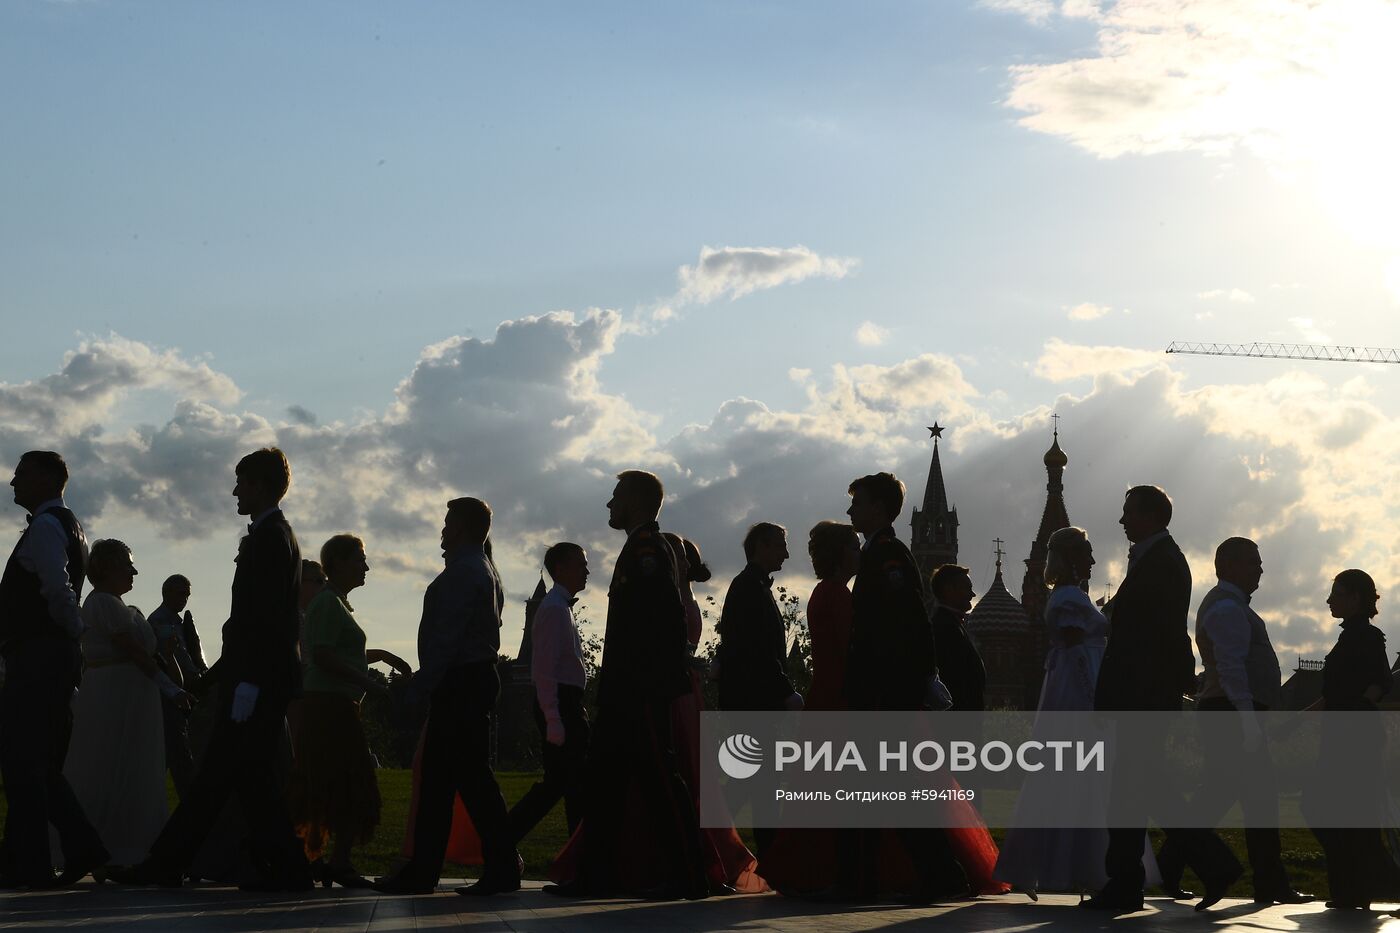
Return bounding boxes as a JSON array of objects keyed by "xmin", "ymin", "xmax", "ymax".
[
  {"xmin": 761, "ymin": 581, "xmax": 1008, "ymax": 897},
  {"xmin": 804, "ymin": 579, "xmax": 852, "ymax": 711},
  {"xmin": 400, "ymin": 724, "xmax": 483, "ymax": 865}
]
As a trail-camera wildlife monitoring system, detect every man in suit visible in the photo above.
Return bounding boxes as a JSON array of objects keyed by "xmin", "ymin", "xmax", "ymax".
[
  {"xmin": 929, "ymin": 564, "xmax": 986, "ymax": 713},
  {"xmin": 148, "ymin": 573, "xmax": 206, "ymax": 800},
  {"xmin": 716, "ymin": 521, "xmax": 804, "ymax": 859},
  {"xmin": 1084, "ymin": 485, "xmax": 1240, "ymax": 913},
  {"xmin": 120, "ymin": 448, "xmax": 309, "ymax": 891},
  {"xmin": 375, "ymin": 497, "xmax": 519, "ymax": 896},
  {"xmin": 549, "ymin": 470, "xmax": 706, "ymax": 899},
  {"xmin": 0, "ymin": 451, "xmax": 108, "ymax": 888},
  {"xmin": 842, "ymin": 471, "xmax": 963, "ymax": 901},
  {"xmin": 1159, "ymin": 538, "xmax": 1311, "ymax": 906}
]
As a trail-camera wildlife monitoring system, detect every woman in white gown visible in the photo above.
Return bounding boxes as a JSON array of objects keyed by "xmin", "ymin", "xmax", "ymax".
[
  {"xmin": 994, "ymin": 526, "xmax": 1157, "ymax": 896},
  {"xmin": 64, "ymin": 540, "xmax": 186, "ymax": 870}
]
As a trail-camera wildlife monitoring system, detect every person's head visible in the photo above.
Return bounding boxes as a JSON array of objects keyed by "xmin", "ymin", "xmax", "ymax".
[
  {"xmin": 1328, "ymin": 568, "xmax": 1379, "ymax": 621},
  {"xmin": 233, "ymin": 447, "xmax": 291, "ymax": 516},
  {"xmin": 300, "ymin": 559, "xmax": 326, "ymax": 611},
  {"xmin": 931, "ymin": 564, "xmax": 975, "ymax": 615},
  {"xmin": 808, "ymin": 520, "xmax": 860, "ymax": 582},
  {"xmin": 1214, "ymin": 537, "xmax": 1263, "ymax": 596},
  {"xmin": 1044, "ymin": 526, "xmax": 1094, "ymax": 586},
  {"xmin": 88, "ymin": 539, "xmax": 136, "ymax": 597},
  {"xmin": 607, "ymin": 470, "xmax": 664, "ymax": 531},
  {"xmin": 743, "ymin": 522, "xmax": 789, "ymax": 575},
  {"xmin": 544, "ymin": 541, "xmax": 589, "ymax": 595},
  {"xmin": 682, "ymin": 538, "xmax": 712, "ymax": 584},
  {"xmin": 1119, "ymin": 484, "xmax": 1172, "ymax": 543},
  {"xmin": 846, "ymin": 472, "xmax": 905, "ymax": 536},
  {"xmin": 10, "ymin": 450, "xmax": 68, "ymax": 512},
  {"xmin": 321, "ymin": 533, "xmax": 369, "ymax": 594},
  {"xmin": 442, "ymin": 497, "xmax": 491, "ymax": 555},
  {"xmin": 161, "ymin": 573, "xmax": 192, "ymax": 612}
]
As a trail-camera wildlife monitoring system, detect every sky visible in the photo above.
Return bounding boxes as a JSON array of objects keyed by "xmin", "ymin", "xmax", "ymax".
[{"xmin": 4, "ymin": 0, "xmax": 1400, "ymax": 669}]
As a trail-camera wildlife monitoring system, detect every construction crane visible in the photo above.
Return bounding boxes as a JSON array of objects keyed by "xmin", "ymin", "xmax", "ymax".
[{"xmin": 1165, "ymin": 341, "xmax": 1400, "ymax": 364}]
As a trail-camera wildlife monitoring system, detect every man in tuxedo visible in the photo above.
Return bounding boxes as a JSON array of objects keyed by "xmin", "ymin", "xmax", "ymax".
[
  {"xmin": 0, "ymin": 451, "xmax": 107, "ymax": 887},
  {"xmin": 375, "ymin": 497, "xmax": 518, "ymax": 896},
  {"xmin": 549, "ymin": 470, "xmax": 706, "ymax": 899},
  {"xmin": 1084, "ymin": 485, "xmax": 1240, "ymax": 913},
  {"xmin": 715, "ymin": 521, "xmax": 804, "ymax": 859},
  {"xmin": 843, "ymin": 471, "xmax": 963, "ymax": 901},
  {"xmin": 148, "ymin": 574, "xmax": 206, "ymax": 799},
  {"xmin": 121, "ymin": 448, "xmax": 309, "ymax": 891},
  {"xmin": 1159, "ymin": 538, "xmax": 1310, "ymax": 906}
]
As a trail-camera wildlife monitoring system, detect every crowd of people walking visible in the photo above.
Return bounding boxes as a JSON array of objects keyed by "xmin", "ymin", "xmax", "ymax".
[{"xmin": 0, "ymin": 445, "xmax": 1394, "ymax": 913}]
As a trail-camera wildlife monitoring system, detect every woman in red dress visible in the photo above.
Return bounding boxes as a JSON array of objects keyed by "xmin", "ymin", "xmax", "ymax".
[{"xmin": 760, "ymin": 521, "xmax": 1006, "ymax": 899}]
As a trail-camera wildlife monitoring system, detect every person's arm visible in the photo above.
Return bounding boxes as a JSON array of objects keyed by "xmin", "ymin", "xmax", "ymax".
[
  {"xmin": 763, "ymin": 587, "xmax": 799, "ymax": 708},
  {"xmin": 412, "ymin": 570, "xmax": 480, "ymax": 699},
  {"xmin": 531, "ymin": 606, "xmax": 567, "ymax": 744},
  {"xmin": 312, "ymin": 645, "xmax": 386, "ymax": 695},
  {"xmin": 1203, "ymin": 602, "xmax": 1254, "ymax": 711},
  {"xmin": 26, "ymin": 516, "xmax": 82, "ymax": 636},
  {"xmin": 365, "ymin": 648, "xmax": 412, "ymax": 676}
]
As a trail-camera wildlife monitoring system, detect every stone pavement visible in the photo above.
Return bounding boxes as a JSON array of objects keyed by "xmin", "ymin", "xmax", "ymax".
[{"xmin": 2, "ymin": 881, "xmax": 1397, "ymax": 931}]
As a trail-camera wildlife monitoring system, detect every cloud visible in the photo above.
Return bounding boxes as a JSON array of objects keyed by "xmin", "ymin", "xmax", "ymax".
[
  {"xmin": 673, "ymin": 245, "xmax": 858, "ymax": 305},
  {"xmin": 0, "ymin": 334, "xmax": 240, "ymax": 434},
  {"xmin": 1033, "ymin": 338, "xmax": 1164, "ymax": 382},
  {"xmin": 979, "ymin": 0, "xmax": 1057, "ymax": 23},
  {"xmin": 1197, "ymin": 288, "xmax": 1256, "ymax": 304},
  {"xmin": 855, "ymin": 321, "xmax": 889, "ymax": 346},
  {"xmin": 1065, "ymin": 301, "xmax": 1112, "ymax": 321},
  {"xmin": 1287, "ymin": 317, "xmax": 1332, "ymax": 343}
]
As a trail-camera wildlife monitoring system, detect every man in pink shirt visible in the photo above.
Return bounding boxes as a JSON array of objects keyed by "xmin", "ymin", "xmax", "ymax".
[{"xmin": 506, "ymin": 542, "xmax": 591, "ymax": 843}]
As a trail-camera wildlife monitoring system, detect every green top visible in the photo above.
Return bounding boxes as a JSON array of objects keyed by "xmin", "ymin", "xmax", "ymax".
[{"xmin": 302, "ymin": 587, "xmax": 368, "ymax": 699}]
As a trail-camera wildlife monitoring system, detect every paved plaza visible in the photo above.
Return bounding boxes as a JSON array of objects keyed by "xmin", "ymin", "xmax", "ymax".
[{"xmin": 3, "ymin": 882, "xmax": 1398, "ymax": 932}]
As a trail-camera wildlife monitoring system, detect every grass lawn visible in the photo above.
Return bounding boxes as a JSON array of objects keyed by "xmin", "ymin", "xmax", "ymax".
[{"xmin": 0, "ymin": 771, "xmax": 1343, "ymax": 893}]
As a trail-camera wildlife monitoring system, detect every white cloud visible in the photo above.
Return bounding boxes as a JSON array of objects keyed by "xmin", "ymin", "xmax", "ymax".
[
  {"xmin": 673, "ymin": 245, "xmax": 858, "ymax": 305},
  {"xmin": 1197, "ymin": 288, "xmax": 1256, "ymax": 304},
  {"xmin": 1288, "ymin": 317, "xmax": 1332, "ymax": 343},
  {"xmin": 855, "ymin": 321, "xmax": 889, "ymax": 345},
  {"xmin": 979, "ymin": 0, "xmax": 1056, "ymax": 23},
  {"xmin": 1033, "ymin": 338, "xmax": 1164, "ymax": 381},
  {"xmin": 1065, "ymin": 301, "xmax": 1111, "ymax": 321}
]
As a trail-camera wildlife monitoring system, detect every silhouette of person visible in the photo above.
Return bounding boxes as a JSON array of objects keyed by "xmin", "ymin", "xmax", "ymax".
[
  {"xmin": 506, "ymin": 542, "xmax": 592, "ymax": 844},
  {"xmin": 0, "ymin": 451, "xmax": 108, "ymax": 888},
  {"xmin": 148, "ymin": 574, "xmax": 204, "ymax": 800},
  {"xmin": 1303, "ymin": 569, "xmax": 1396, "ymax": 910},
  {"xmin": 842, "ymin": 471, "xmax": 964, "ymax": 901},
  {"xmin": 118, "ymin": 448, "xmax": 309, "ymax": 891},
  {"xmin": 1084, "ymin": 485, "xmax": 1239, "ymax": 913},
  {"xmin": 1158, "ymin": 538, "xmax": 1310, "ymax": 906},
  {"xmin": 716, "ymin": 522, "xmax": 802, "ymax": 860},
  {"xmin": 547, "ymin": 470, "xmax": 706, "ymax": 899},
  {"xmin": 374, "ymin": 498, "xmax": 518, "ymax": 897},
  {"xmin": 289, "ymin": 534, "xmax": 411, "ymax": 888},
  {"xmin": 928, "ymin": 565, "xmax": 985, "ymax": 713}
]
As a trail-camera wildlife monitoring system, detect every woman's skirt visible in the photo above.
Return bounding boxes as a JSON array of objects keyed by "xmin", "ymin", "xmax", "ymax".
[{"xmin": 287, "ymin": 691, "xmax": 382, "ymax": 859}]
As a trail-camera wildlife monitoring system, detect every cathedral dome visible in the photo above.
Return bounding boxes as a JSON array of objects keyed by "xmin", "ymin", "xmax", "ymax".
[
  {"xmin": 1043, "ymin": 435, "xmax": 1068, "ymax": 468},
  {"xmin": 965, "ymin": 566, "xmax": 1032, "ymax": 639}
]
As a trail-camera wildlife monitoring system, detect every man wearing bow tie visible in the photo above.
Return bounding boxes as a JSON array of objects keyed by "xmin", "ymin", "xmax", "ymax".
[
  {"xmin": 0, "ymin": 451, "xmax": 107, "ymax": 888},
  {"xmin": 122, "ymin": 448, "xmax": 308, "ymax": 891},
  {"xmin": 506, "ymin": 542, "xmax": 592, "ymax": 844}
]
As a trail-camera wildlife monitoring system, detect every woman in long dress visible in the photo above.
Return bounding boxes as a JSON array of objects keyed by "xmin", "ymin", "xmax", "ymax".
[
  {"xmin": 994, "ymin": 525, "xmax": 1155, "ymax": 896},
  {"xmin": 289, "ymin": 534, "xmax": 412, "ymax": 888},
  {"xmin": 65, "ymin": 539, "xmax": 186, "ymax": 870}
]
